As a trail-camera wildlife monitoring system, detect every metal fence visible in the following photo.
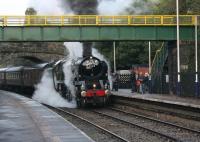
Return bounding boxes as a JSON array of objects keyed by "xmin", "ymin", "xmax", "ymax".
[
  {"xmin": 0, "ymin": 15, "xmax": 199, "ymax": 26},
  {"xmin": 118, "ymin": 74, "xmax": 131, "ymax": 89},
  {"xmin": 150, "ymin": 39, "xmax": 200, "ymax": 97}
]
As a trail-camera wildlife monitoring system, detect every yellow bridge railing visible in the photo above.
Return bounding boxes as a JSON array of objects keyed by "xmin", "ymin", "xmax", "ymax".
[{"xmin": 0, "ymin": 15, "xmax": 199, "ymax": 26}]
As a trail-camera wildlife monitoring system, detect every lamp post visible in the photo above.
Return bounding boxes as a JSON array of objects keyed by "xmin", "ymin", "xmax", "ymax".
[
  {"xmin": 176, "ymin": 0, "xmax": 181, "ymax": 95},
  {"xmin": 113, "ymin": 42, "xmax": 116, "ymax": 73},
  {"xmin": 149, "ymin": 41, "xmax": 152, "ymax": 93},
  {"xmin": 195, "ymin": 16, "xmax": 199, "ymax": 97}
]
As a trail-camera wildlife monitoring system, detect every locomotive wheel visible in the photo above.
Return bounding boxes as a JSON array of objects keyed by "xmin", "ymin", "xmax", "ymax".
[
  {"xmin": 76, "ymin": 99, "xmax": 81, "ymax": 108},
  {"xmin": 80, "ymin": 98, "xmax": 86, "ymax": 108},
  {"xmin": 103, "ymin": 97, "xmax": 107, "ymax": 106},
  {"xmin": 97, "ymin": 97, "xmax": 107, "ymax": 107}
]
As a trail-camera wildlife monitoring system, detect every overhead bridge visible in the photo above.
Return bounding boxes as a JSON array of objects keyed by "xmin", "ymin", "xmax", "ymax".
[{"xmin": 0, "ymin": 15, "xmax": 199, "ymax": 41}]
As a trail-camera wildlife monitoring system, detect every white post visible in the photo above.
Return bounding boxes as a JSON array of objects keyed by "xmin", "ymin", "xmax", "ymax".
[
  {"xmin": 176, "ymin": 0, "xmax": 181, "ymax": 95},
  {"xmin": 195, "ymin": 16, "xmax": 199, "ymax": 96},
  {"xmin": 195, "ymin": 16, "xmax": 198, "ymax": 82},
  {"xmin": 149, "ymin": 41, "xmax": 152, "ymax": 93},
  {"xmin": 149, "ymin": 41, "xmax": 151, "ymax": 75},
  {"xmin": 113, "ymin": 42, "xmax": 116, "ymax": 73}
]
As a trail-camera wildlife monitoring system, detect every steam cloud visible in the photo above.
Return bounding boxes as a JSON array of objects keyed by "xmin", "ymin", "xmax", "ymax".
[
  {"xmin": 30, "ymin": 0, "xmax": 131, "ymax": 107},
  {"xmin": 28, "ymin": 0, "xmax": 65, "ymax": 15},
  {"xmin": 33, "ymin": 69, "xmax": 76, "ymax": 108},
  {"xmin": 61, "ymin": 0, "xmax": 99, "ymax": 57},
  {"xmin": 98, "ymin": 0, "xmax": 133, "ymax": 15},
  {"xmin": 63, "ymin": 42, "xmax": 83, "ymax": 96}
]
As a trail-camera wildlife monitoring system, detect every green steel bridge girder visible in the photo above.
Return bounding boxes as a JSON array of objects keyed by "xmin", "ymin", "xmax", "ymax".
[{"xmin": 0, "ymin": 26, "xmax": 199, "ymax": 42}]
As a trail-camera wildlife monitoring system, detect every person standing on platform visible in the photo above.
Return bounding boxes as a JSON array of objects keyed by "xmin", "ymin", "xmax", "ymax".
[
  {"xmin": 112, "ymin": 72, "xmax": 118, "ymax": 91},
  {"xmin": 135, "ymin": 72, "xmax": 140, "ymax": 93},
  {"xmin": 138, "ymin": 72, "xmax": 144, "ymax": 94},
  {"xmin": 130, "ymin": 70, "xmax": 136, "ymax": 93},
  {"xmin": 143, "ymin": 73, "xmax": 149, "ymax": 93}
]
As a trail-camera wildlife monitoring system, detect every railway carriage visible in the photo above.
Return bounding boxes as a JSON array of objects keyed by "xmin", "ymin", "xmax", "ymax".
[{"xmin": 0, "ymin": 63, "xmax": 49, "ymax": 92}]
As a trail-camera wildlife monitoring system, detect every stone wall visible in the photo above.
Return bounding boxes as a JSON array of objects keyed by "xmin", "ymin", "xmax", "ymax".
[{"xmin": 0, "ymin": 42, "xmax": 67, "ymax": 67}]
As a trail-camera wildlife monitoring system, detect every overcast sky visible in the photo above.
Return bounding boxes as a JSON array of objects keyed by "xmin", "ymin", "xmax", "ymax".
[
  {"xmin": 0, "ymin": 0, "xmax": 132, "ymax": 15},
  {"xmin": 0, "ymin": 0, "xmax": 29, "ymax": 15}
]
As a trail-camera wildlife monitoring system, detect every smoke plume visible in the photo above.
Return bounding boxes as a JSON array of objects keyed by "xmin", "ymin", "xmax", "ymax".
[
  {"xmin": 61, "ymin": 0, "xmax": 99, "ymax": 57},
  {"xmin": 61, "ymin": 0, "xmax": 98, "ymax": 14}
]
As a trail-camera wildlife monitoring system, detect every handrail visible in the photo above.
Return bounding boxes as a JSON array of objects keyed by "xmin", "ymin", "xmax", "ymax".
[
  {"xmin": 0, "ymin": 15, "xmax": 199, "ymax": 27},
  {"xmin": 151, "ymin": 42, "xmax": 165, "ymax": 73}
]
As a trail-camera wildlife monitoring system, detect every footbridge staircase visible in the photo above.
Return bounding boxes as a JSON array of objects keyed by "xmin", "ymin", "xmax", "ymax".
[{"xmin": 151, "ymin": 43, "xmax": 168, "ymax": 93}]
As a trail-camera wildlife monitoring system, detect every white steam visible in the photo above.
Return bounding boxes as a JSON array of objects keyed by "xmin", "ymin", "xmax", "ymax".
[
  {"xmin": 33, "ymin": 69, "xmax": 76, "ymax": 108},
  {"xmin": 64, "ymin": 42, "xmax": 83, "ymax": 59},
  {"xmin": 63, "ymin": 42, "xmax": 83, "ymax": 97},
  {"xmin": 30, "ymin": 0, "xmax": 76, "ymax": 107},
  {"xmin": 28, "ymin": 0, "xmax": 71, "ymax": 15},
  {"xmin": 98, "ymin": 0, "xmax": 133, "ymax": 15}
]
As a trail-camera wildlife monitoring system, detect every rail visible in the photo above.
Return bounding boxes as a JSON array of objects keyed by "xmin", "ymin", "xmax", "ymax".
[
  {"xmin": 0, "ymin": 15, "xmax": 199, "ymax": 26},
  {"xmin": 47, "ymin": 105, "xmax": 130, "ymax": 142}
]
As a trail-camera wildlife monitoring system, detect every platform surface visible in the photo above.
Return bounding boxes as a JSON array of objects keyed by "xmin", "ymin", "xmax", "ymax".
[
  {"xmin": 112, "ymin": 89, "xmax": 200, "ymax": 109},
  {"xmin": 0, "ymin": 90, "xmax": 93, "ymax": 142}
]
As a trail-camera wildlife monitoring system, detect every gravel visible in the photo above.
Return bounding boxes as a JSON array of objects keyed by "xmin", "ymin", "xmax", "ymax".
[
  {"xmin": 54, "ymin": 108, "xmax": 122, "ymax": 142},
  {"xmin": 96, "ymin": 108, "xmax": 200, "ymax": 142},
  {"xmin": 113, "ymin": 103, "xmax": 200, "ymax": 132},
  {"xmin": 62, "ymin": 108, "xmax": 172, "ymax": 142}
]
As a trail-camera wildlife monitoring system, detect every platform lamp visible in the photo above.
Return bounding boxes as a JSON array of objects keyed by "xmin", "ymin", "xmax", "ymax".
[
  {"xmin": 113, "ymin": 41, "xmax": 116, "ymax": 73},
  {"xmin": 148, "ymin": 41, "xmax": 152, "ymax": 94},
  {"xmin": 176, "ymin": 0, "xmax": 181, "ymax": 96},
  {"xmin": 195, "ymin": 16, "xmax": 199, "ymax": 97}
]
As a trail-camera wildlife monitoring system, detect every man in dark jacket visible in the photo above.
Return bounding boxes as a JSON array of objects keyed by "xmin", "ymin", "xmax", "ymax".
[
  {"xmin": 130, "ymin": 71, "xmax": 136, "ymax": 93},
  {"xmin": 112, "ymin": 72, "xmax": 119, "ymax": 91}
]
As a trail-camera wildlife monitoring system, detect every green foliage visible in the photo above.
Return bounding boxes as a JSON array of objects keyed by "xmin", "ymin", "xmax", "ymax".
[
  {"xmin": 94, "ymin": 0, "xmax": 200, "ymax": 71},
  {"xmin": 144, "ymin": 0, "xmax": 200, "ymax": 14},
  {"xmin": 95, "ymin": 41, "xmax": 161, "ymax": 70},
  {"xmin": 126, "ymin": 0, "xmax": 157, "ymax": 14},
  {"xmin": 25, "ymin": 7, "xmax": 37, "ymax": 15}
]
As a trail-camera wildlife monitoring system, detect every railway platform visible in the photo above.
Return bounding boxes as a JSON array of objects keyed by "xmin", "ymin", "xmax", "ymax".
[
  {"xmin": 0, "ymin": 90, "xmax": 93, "ymax": 142},
  {"xmin": 111, "ymin": 89, "xmax": 200, "ymax": 109}
]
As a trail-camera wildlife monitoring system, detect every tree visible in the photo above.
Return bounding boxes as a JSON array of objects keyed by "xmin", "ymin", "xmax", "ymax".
[
  {"xmin": 153, "ymin": 0, "xmax": 200, "ymax": 14},
  {"xmin": 94, "ymin": 0, "xmax": 200, "ymax": 71},
  {"xmin": 25, "ymin": 7, "xmax": 37, "ymax": 15}
]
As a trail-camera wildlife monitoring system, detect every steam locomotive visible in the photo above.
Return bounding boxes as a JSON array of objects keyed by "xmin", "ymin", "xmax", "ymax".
[
  {"xmin": 53, "ymin": 56, "xmax": 111, "ymax": 107},
  {"xmin": 0, "ymin": 56, "xmax": 111, "ymax": 107}
]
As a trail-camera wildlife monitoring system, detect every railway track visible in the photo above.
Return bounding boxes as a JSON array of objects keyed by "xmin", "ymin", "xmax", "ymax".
[
  {"xmin": 109, "ymin": 107, "xmax": 200, "ymax": 134},
  {"xmin": 114, "ymin": 98, "xmax": 200, "ymax": 121},
  {"xmin": 48, "ymin": 105, "xmax": 178, "ymax": 142},
  {"xmin": 46, "ymin": 102, "xmax": 200, "ymax": 142},
  {"xmin": 93, "ymin": 107, "xmax": 200, "ymax": 142},
  {"xmin": 47, "ymin": 105, "xmax": 130, "ymax": 142},
  {"xmin": 91, "ymin": 109, "xmax": 179, "ymax": 142}
]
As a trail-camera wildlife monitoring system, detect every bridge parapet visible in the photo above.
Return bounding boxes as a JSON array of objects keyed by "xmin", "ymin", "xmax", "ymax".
[{"xmin": 0, "ymin": 15, "xmax": 199, "ymax": 26}]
